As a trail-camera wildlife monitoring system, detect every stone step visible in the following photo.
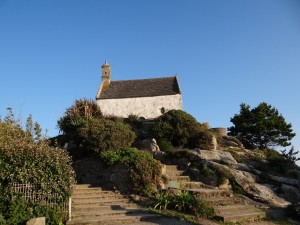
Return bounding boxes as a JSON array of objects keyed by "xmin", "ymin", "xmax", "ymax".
[
  {"xmin": 67, "ymin": 213, "xmax": 160, "ymax": 225},
  {"xmin": 181, "ymin": 181, "xmax": 210, "ymax": 189},
  {"xmin": 72, "ymin": 188, "xmax": 104, "ymax": 194},
  {"xmin": 188, "ymin": 188, "xmax": 233, "ymax": 198},
  {"xmin": 72, "ymin": 203, "xmax": 138, "ymax": 212},
  {"xmin": 73, "ymin": 184, "xmax": 94, "ymax": 189},
  {"xmin": 213, "ymin": 204, "xmax": 266, "ymax": 222},
  {"xmin": 216, "ymin": 211, "xmax": 266, "ymax": 223},
  {"xmin": 72, "ymin": 209, "xmax": 145, "ymax": 219},
  {"xmin": 214, "ymin": 205, "xmax": 261, "ymax": 215},
  {"xmin": 69, "ymin": 184, "xmax": 161, "ymax": 225},
  {"xmin": 165, "ymin": 165, "xmax": 178, "ymax": 171},
  {"xmin": 169, "ymin": 175, "xmax": 190, "ymax": 182},
  {"xmin": 72, "ymin": 197, "xmax": 129, "ymax": 205},
  {"xmin": 203, "ymin": 196, "xmax": 238, "ymax": 206},
  {"xmin": 72, "ymin": 192, "xmax": 121, "ymax": 199},
  {"xmin": 166, "ymin": 170, "xmax": 185, "ymax": 176}
]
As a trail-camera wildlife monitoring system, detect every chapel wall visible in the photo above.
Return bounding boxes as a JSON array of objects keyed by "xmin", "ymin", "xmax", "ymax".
[{"xmin": 96, "ymin": 94, "xmax": 182, "ymax": 118}]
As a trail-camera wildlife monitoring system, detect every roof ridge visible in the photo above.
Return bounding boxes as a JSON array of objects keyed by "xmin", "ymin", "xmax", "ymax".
[{"xmin": 110, "ymin": 75, "xmax": 177, "ymax": 83}]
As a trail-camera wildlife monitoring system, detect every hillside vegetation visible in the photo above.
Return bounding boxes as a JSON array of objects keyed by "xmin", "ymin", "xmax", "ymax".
[{"xmin": 0, "ymin": 109, "xmax": 75, "ymax": 225}]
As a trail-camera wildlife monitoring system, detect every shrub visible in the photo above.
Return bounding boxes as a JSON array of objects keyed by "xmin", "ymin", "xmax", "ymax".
[
  {"xmin": 57, "ymin": 98, "xmax": 103, "ymax": 134},
  {"xmin": 166, "ymin": 148, "xmax": 192, "ymax": 158},
  {"xmin": 101, "ymin": 148, "xmax": 162, "ymax": 196},
  {"xmin": 0, "ymin": 213, "xmax": 5, "ymax": 225},
  {"xmin": 153, "ymin": 190, "xmax": 215, "ymax": 219},
  {"xmin": 76, "ymin": 118, "xmax": 136, "ymax": 153},
  {"xmin": 2, "ymin": 197, "xmax": 66, "ymax": 225},
  {"xmin": 0, "ymin": 110, "xmax": 75, "ymax": 224},
  {"xmin": 151, "ymin": 110, "xmax": 206, "ymax": 147},
  {"xmin": 58, "ymin": 99, "xmax": 136, "ymax": 154},
  {"xmin": 157, "ymin": 139, "xmax": 173, "ymax": 152},
  {"xmin": 191, "ymin": 197, "xmax": 215, "ymax": 219},
  {"xmin": 4, "ymin": 197, "xmax": 33, "ymax": 225},
  {"xmin": 124, "ymin": 114, "xmax": 139, "ymax": 124}
]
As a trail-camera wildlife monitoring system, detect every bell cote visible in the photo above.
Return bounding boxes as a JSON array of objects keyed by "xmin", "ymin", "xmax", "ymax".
[{"xmin": 101, "ymin": 60, "xmax": 111, "ymax": 83}]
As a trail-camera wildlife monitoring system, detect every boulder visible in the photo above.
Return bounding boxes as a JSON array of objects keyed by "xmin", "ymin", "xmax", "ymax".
[
  {"xmin": 192, "ymin": 149, "xmax": 237, "ymax": 166},
  {"xmin": 27, "ymin": 217, "xmax": 45, "ymax": 225},
  {"xmin": 139, "ymin": 138, "xmax": 160, "ymax": 152}
]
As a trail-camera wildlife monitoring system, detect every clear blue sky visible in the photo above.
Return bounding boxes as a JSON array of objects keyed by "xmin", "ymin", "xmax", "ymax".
[{"xmin": 0, "ymin": 0, "xmax": 299, "ymax": 152}]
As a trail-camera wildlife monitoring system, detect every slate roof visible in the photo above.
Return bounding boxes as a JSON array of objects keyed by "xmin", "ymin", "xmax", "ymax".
[{"xmin": 97, "ymin": 76, "xmax": 181, "ymax": 99}]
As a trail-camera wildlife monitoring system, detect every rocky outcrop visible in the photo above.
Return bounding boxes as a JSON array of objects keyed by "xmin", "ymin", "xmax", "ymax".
[
  {"xmin": 209, "ymin": 161, "xmax": 290, "ymax": 207},
  {"xmin": 191, "ymin": 149, "xmax": 238, "ymax": 166}
]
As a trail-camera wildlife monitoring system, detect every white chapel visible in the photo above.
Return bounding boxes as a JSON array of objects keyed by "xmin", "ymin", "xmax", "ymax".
[{"xmin": 96, "ymin": 61, "xmax": 182, "ymax": 118}]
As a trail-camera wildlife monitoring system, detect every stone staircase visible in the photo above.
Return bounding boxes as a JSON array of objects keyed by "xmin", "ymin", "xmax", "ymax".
[
  {"xmin": 67, "ymin": 184, "xmax": 159, "ymax": 225},
  {"xmin": 165, "ymin": 164, "xmax": 266, "ymax": 223}
]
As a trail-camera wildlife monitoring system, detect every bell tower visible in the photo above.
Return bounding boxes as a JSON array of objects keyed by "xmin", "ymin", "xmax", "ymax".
[
  {"xmin": 96, "ymin": 60, "xmax": 111, "ymax": 98},
  {"xmin": 101, "ymin": 60, "xmax": 111, "ymax": 84}
]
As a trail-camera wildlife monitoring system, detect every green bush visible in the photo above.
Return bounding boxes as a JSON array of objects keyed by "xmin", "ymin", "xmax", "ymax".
[
  {"xmin": 153, "ymin": 190, "xmax": 215, "ymax": 219},
  {"xmin": 124, "ymin": 114, "xmax": 139, "ymax": 124},
  {"xmin": 151, "ymin": 110, "xmax": 206, "ymax": 147},
  {"xmin": 0, "ymin": 213, "xmax": 6, "ymax": 225},
  {"xmin": 77, "ymin": 118, "xmax": 136, "ymax": 153},
  {"xmin": 101, "ymin": 148, "xmax": 162, "ymax": 196},
  {"xmin": 4, "ymin": 197, "xmax": 32, "ymax": 225},
  {"xmin": 33, "ymin": 205, "xmax": 66, "ymax": 225},
  {"xmin": 0, "ymin": 110, "xmax": 75, "ymax": 224},
  {"xmin": 2, "ymin": 197, "xmax": 66, "ymax": 225},
  {"xmin": 157, "ymin": 139, "xmax": 173, "ymax": 152},
  {"xmin": 58, "ymin": 99, "xmax": 136, "ymax": 154},
  {"xmin": 57, "ymin": 98, "xmax": 103, "ymax": 134}
]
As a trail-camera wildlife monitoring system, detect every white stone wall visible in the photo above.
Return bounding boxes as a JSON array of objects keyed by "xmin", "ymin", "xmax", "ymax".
[{"xmin": 97, "ymin": 94, "xmax": 182, "ymax": 118}]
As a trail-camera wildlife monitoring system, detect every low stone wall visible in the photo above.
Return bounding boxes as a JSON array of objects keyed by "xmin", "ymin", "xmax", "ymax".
[{"xmin": 211, "ymin": 127, "xmax": 227, "ymax": 137}]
